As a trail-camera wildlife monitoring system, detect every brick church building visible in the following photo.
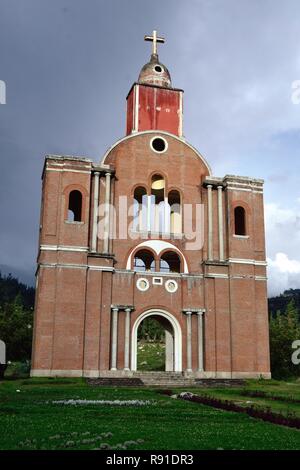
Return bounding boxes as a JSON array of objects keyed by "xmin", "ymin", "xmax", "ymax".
[{"xmin": 31, "ymin": 31, "xmax": 271, "ymax": 379}]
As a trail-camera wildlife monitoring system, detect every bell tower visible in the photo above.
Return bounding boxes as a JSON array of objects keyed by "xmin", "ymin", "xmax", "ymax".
[
  {"xmin": 126, "ymin": 30, "xmax": 184, "ymax": 137},
  {"xmin": 31, "ymin": 29, "xmax": 270, "ymax": 381}
]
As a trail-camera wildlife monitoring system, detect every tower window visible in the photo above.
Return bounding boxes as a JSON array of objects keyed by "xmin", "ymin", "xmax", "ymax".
[
  {"xmin": 154, "ymin": 65, "xmax": 163, "ymax": 73},
  {"xmin": 151, "ymin": 174, "xmax": 165, "ymax": 232},
  {"xmin": 68, "ymin": 190, "xmax": 82, "ymax": 222},
  {"xmin": 133, "ymin": 186, "xmax": 147, "ymax": 231},
  {"xmin": 151, "ymin": 137, "xmax": 167, "ymax": 153},
  {"xmin": 234, "ymin": 206, "xmax": 246, "ymax": 236},
  {"xmin": 134, "ymin": 249, "xmax": 156, "ymax": 272},
  {"xmin": 168, "ymin": 190, "xmax": 181, "ymax": 234},
  {"xmin": 159, "ymin": 251, "xmax": 181, "ymax": 273}
]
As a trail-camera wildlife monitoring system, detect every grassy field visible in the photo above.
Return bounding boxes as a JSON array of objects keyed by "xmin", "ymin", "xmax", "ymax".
[
  {"xmin": 0, "ymin": 378, "xmax": 300, "ymax": 450},
  {"xmin": 176, "ymin": 380, "xmax": 300, "ymax": 418},
  {"xmin": 137, "ymin": 341, "xmax": 165, "ymax": 371}
]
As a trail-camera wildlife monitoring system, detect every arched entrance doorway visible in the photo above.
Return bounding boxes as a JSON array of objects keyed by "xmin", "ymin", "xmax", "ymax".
[{"xmin": 131, "ymin": 309, "xmax": 182, "ymax": 372}]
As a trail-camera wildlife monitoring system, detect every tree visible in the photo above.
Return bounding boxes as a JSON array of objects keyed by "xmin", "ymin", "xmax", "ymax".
[
  {"xmin": 0, "ymin": 294, "xmax": 33, "ymax": 361},
  {"xmin": 269, "ymin": 300, "xmax": 300, "ymax": 379},
  {"xmin": 138, "ymin": 318, "xmax": 165, "ymax": 342}
]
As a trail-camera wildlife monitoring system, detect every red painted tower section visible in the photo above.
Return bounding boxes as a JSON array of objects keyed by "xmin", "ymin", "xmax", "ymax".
[
  {"xmin": 126, "ymin": 83, "xmax": 183, "ymax": 136},
  {"xmin": 126, "ymin": 50, "xmax": 183, "ymax": 137}
]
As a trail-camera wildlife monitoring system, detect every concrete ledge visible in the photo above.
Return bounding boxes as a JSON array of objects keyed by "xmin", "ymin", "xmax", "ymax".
[
  {"xmin": 188, "ymin": 371, "xmax": 271, "ymax": 379},
  {"xmin": 30, "ymin": 369, "xmax": 83, "ymax": 378},
  {"xmin": 30, "ymin": 369, "xmax": 271, "ymax": 379}
]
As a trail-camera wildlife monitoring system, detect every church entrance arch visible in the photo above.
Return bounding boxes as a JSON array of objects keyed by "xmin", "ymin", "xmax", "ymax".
[{"xmin": 131, "ymin": 309, "xmax": 182, "ymax": 372}]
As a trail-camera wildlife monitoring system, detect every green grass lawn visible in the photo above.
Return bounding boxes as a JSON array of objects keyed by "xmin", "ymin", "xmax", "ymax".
[
  {"xmin": 0, "ymin": 378, "xmax": 300, "ymax": 450},
  {"xmin": 137, "ymin": 341, "xmax": 165, "ymax": 371},
  {"xmin": 175, "ymin": 379, "xmax": 300, "ymax": 418}
]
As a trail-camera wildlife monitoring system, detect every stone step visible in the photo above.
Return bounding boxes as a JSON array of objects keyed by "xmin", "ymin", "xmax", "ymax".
[
  {"xmin": 87, "ymin": 378, "xmax": 144, "ymax": 387},
  {"xmin": 132, "ymin": 372, "xmax": 184, "ymax": 376},
  {"xmin": 195, "ymin": 379, "xmax": 245, "ymax": 387},
  {"xmin": 141, "ymin": 379, "xmax": 194, "ymax": 382},
  {"xmin": 87, "ymin": 375, "xmax": 246, "ymax": 388},
  {"xmin": 133, "ymin": 375, "xmax": 185, "ymax": 379}
]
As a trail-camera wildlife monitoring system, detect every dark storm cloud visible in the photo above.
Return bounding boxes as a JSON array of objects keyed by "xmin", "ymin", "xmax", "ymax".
[
  {"xmin": 0, "ymin": 0, "xmax": 172, "ymax": 283},
  {"xmin": 1, "ymin": 0, "xmax": 300, "ymax": 294}
]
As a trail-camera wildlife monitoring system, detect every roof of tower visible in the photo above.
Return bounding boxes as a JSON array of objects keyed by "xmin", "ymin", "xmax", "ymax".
[
  {"xmin": 138, "ymin": 30, "xmax": 172, "ymax": 88},
  {"xmin": 138, "ymin": 53, "xmax": 172, "ymax": 88}
]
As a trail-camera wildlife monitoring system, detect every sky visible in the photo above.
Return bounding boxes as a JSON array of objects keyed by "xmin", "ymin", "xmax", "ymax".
[{"xmin": 0, "ymin": 0, "xmax": 300, "ymax": 296}]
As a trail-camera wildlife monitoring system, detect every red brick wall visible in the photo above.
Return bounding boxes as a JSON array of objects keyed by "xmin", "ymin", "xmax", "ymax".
[{"xmin": 31, "ymin": 133, "xmax": 270, "ymax": 378}]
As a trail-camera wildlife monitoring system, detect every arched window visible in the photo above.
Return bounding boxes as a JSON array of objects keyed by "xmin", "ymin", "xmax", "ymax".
[
  {"xmin": 68, "ymin": 190, "xmax": 82, "ymax": 222},
  {"xmin": 151, "ymin": 174, "xmax": 165, "ymax": 233},
  {"xmin": 159, "ymin": 251, "xmax": 181, "ymax": 273},
  {"xmin": 234, "ymin": 206, "xmax": 246, "ymax": 235},
  {"xmin": 168, "ymin": 190, "xmax": 181, "ymax": 234},
  {"xmin": 133, "ymin": 249, "xmax": 155, "ymax": 272},
  {"xmin": 133, "ymin": 186, "xmax": 147, "ymax": 231}
]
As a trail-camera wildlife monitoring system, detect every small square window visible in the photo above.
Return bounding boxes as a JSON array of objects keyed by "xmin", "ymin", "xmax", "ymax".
[{"xmin": 153, "ymin": 277, "xmax": 163, "ymax": 285}]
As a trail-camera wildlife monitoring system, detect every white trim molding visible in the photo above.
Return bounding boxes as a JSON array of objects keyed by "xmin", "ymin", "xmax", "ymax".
[
  {"xmin": 165, "ymin": 279, "xmax": 178, "ymax": 293},
  {"xmin": 136, "ymin": 277, "xmax": 150, "ymax": 292},
  {"xmin": 39, "ymin": 263, "xmax": 114, "ymax": 272},
  {"xmin": 228, "ymin": 258, "xmax": 267, "ymax": 266},
  {"xmin": 134, "ymin": 84, "xmax": 139, "ymax": 132},
  {"xmin": 45, "ymin": 168, "xmax": 91, "ymax": 174},
  {"xmin": 126, "ymin": 240, "xmax": 189, "ymax": 273},
  {"xmin": 101, "ymin": 130, "xmax": 212, "ymax": 175},
  {"xmin": 40, "ymin": 245, "xmax": 89, "ymax": 253},
  {"xmin": 150, "ymin": 135, "xmax": 168, "ymax": 154}
]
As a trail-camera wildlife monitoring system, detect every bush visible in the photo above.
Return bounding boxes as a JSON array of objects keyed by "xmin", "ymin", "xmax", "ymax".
[
  {"xmin": 269, "ymin": 300, "xmax": 300, "ymax": 379},
  {"xmin": 5, "ymin": 360, "xmax": 31, "ymax": 379}
]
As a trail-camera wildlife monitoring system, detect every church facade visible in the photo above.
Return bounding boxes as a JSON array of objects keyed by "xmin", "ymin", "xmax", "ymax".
[{"xmin": 31, "ymin": 32, "xmax": 271, "ymax": 379}]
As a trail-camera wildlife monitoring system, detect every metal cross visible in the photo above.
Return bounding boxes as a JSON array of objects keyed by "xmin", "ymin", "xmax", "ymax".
[{"xmin": 144, "ymin": 30, "xmax": 165, "ymax": 55}]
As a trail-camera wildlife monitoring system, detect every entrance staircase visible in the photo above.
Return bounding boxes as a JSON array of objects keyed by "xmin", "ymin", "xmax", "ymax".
[
  {"xmin": 132, "ymin": 372, "xmax": 245, "ymax": 387},
  {"xmin": 87, "ymin": 372, "xmax": 245, "ymax": 388},
  {"xmin": 132, "ymin": 371, "xmax": 196, "ymax": 387}
]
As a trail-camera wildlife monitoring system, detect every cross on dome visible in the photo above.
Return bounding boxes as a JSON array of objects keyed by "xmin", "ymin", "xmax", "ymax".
[
  {"xmin": 139, "ymin": 30, "xmax": 171, "ymax": 88},
  {"xmin": 144, "ymin": 30, "xmax": 165, "ymax": 56}
]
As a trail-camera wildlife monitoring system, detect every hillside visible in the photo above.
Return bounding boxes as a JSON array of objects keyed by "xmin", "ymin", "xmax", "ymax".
[{"xmin": 268, "ymin": 288, "xmax": 300, "ymax": 317}]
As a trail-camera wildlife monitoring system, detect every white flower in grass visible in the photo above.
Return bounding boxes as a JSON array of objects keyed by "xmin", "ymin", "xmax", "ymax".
[
  {"xmin": 51, "ymin": 399, "xmax": 155, "ymax": 406},
  {"xmin": 82, "ymin": 438, "xmax": 95, "ymax": 444},
  {"xmin": 100, "ymin": 443, "xmax": 111, "ymax": 449},
  {"xmin": 124, "ymin": 440, "xmax": 138, "ymax": 446},
  {"xmin": 179, "ymin": 392, "xmax": 194, "ymax": 399},
  {"xmin": 65, "ymin": 441, "xmax": 75, "ymax": 447}
]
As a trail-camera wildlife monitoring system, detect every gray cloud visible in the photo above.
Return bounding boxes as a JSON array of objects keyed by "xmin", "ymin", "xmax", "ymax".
[{"xmin": 1, "ymin": 0, "xmax": 300, "ymax": 296}]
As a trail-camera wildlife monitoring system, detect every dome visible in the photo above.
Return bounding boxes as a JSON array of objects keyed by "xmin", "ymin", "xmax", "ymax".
[{"xmin": 138, "ymin": 53, "xmax": 172, "ymax": 88}]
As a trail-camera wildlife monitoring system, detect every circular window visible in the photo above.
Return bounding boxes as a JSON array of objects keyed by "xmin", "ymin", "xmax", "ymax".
[
  {"xmin": 165, "ymin": 279, "xmax": 178, "ymax": 293},
  {"xmin": 154, "ymin": 65, "xmax": 163, "ymax": 73},
  {"xmin": 150, "ymin": 136, "xmax": 168, "ymax": 153},
  {"xmin": 136, "ymin": 278, "xmax": 150, "ymax": 292}
]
